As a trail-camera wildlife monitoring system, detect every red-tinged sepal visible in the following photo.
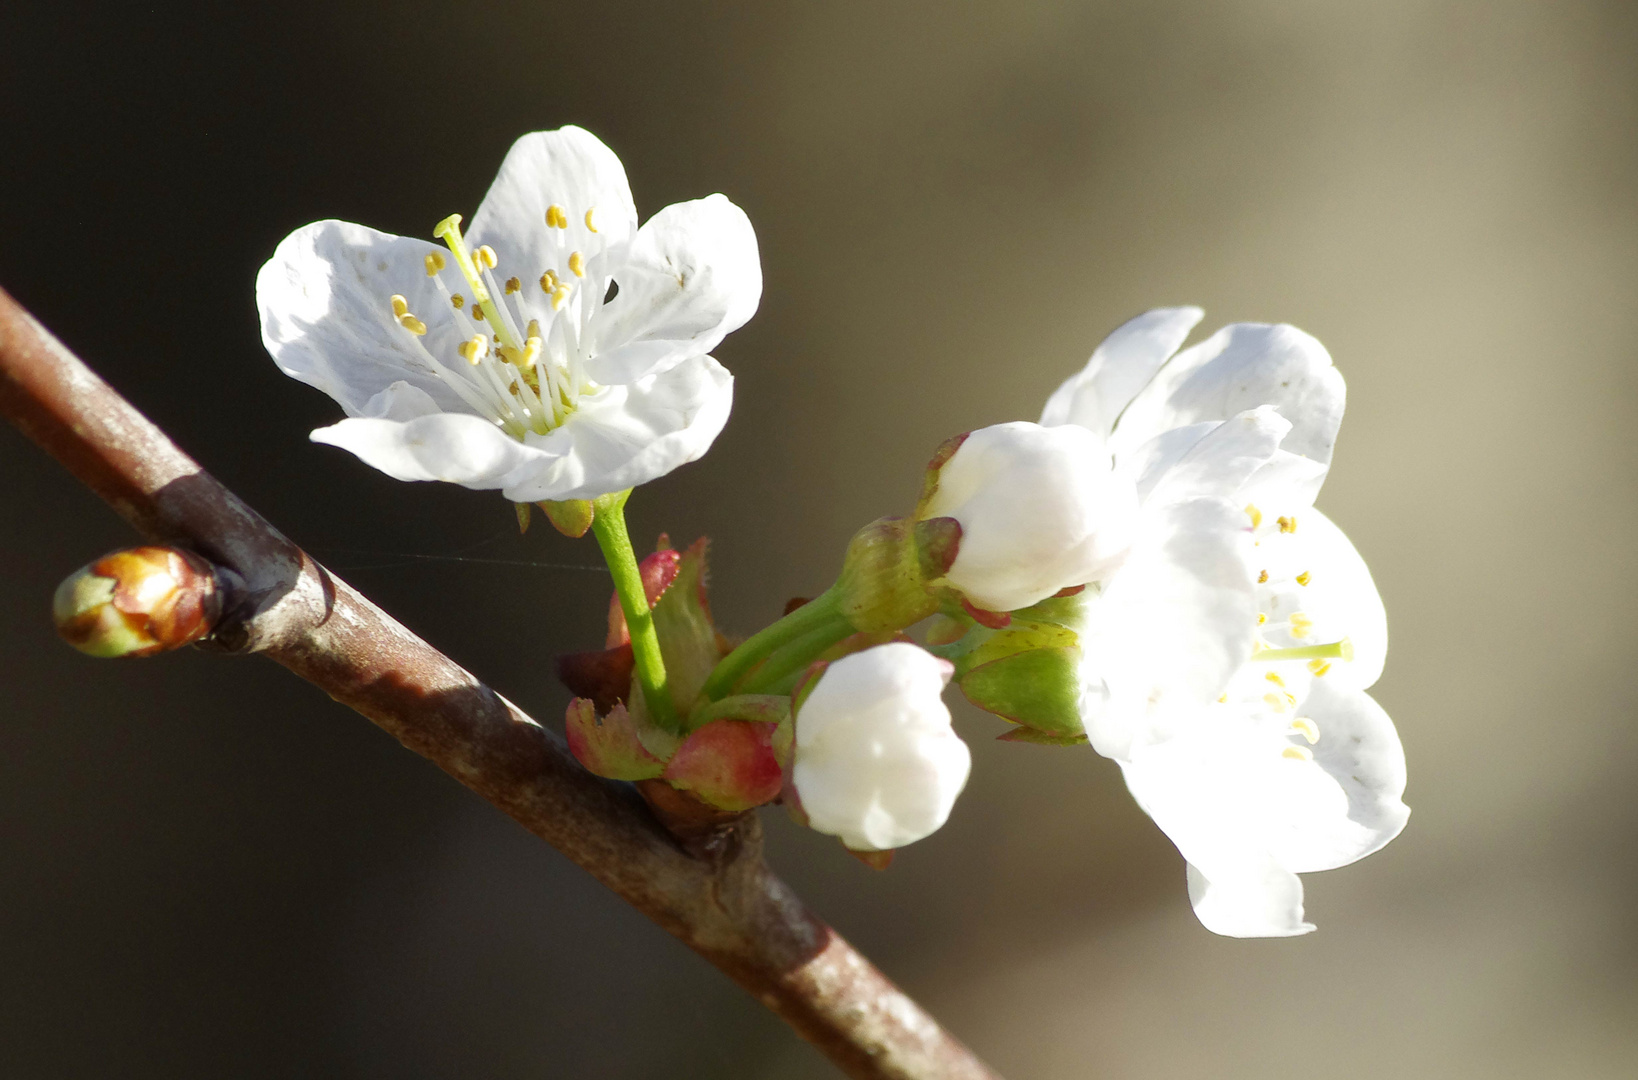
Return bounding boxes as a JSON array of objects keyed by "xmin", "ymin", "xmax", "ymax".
[
  {"xmin": 996, "ymin": 726, "xmax": 1089, "ymax": 746},
  {"xmin": 564, "ymin": 698, "xmax": 666, "ymax": 781},
  {"xmin": 661, "ymin": 719, "xmax": 784, "ymax": 812},
  {"xmin": 847, "ymin": 847, "xmax": 896, "ymax": 870},
  {"xmin": 646, "ymin": 538, "xmax": 728, "ymax": 715}
]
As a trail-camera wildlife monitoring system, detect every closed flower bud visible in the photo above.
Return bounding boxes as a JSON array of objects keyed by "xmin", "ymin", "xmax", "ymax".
[
  {"xmin": 917, "ymin": 422, "xmax": 1138, "ymax": 613},
  {"xmin": 53, "ymin": 546, "xmax": 223, "ymax": 658},
  {"xmin": 790, "ymin": 642, "xmax": 971, "ymax": 853},
  {"xmin": 834, "ymin": 516, "xmax": 961, "ymax": 634}
]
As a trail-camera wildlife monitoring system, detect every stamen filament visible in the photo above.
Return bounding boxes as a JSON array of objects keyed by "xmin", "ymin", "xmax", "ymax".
[
  {"xmin": 433, "ymin": 214, "xmax": 521, "ymax": 352},
  {"xmin": 1252, "ymin": 637, "xmax": 1354, "ymax": 663}
]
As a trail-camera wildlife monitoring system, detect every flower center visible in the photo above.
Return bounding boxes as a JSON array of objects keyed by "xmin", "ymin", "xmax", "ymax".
[{"xmin": 383, "ymin": 210, "xmax": 606, "ymax": 440}]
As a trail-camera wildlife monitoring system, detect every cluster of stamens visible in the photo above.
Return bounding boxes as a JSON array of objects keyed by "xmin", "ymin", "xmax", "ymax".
[
  {"xmin": 1222, "ymin": 502, "xmax": 1357, "ymax": 761},
  {"xmin": 381, "ymin": 205, "xmax": 608, "ymax": 440}
]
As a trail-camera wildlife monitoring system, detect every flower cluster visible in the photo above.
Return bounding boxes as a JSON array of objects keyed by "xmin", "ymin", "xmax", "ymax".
[{"xmin": 256, "ymin": 128, "xmax": 1406, "ymax": 938}]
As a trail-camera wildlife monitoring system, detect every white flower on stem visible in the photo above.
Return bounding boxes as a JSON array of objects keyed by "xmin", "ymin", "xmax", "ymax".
[
  {"xmin": 1041, "ymin": 308, "xmax": 1407, "ymax": 935},
  {"xmin": 791, "ymin": 643, "xmax": 972, "ymax": 852},
  {"xmin": 257, "ymin": 126, "xmax": 761, "ymax": 502},
  {"xmin": 919, "ymin": 422, "xmax": 1139, "ymax": 613}
]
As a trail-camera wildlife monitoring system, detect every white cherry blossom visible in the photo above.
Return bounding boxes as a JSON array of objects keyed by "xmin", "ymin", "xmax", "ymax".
[
  {"xmin": 257, "ymin": 126, "xmax": 761, "ymax": 502},
  {"xmin": 1040, "ymin": 308, "xmax": 1407, "ymax": 936},
  {"xmin": 791, "ymin": 643, "xmax": 972, "ymax": 852}
]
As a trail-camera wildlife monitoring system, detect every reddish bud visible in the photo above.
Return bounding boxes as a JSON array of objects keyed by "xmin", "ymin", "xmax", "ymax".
[
  {"xmin": 54, "ymin": 546, "xmax": 223, "ymax": 658},
  {"xmin": 661, "ymin": 719, "xmax": 783, "ymax": 812}
]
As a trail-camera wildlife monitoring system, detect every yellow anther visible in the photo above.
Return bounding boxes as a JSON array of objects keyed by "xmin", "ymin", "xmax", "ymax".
[
  {"xmin": 1290, "ymin": 718, "xmax": 1321, "ymax": 744},
  {"xmin": 451, "ymin": 294, "xmax": 465, "ymax": 309},
  {"xmin": 568, "ymin": 251, "xmax": 585, "ymax": 278},
  {"xmin": 1296, "ymin": 570, "xmax": 1312, "ymax": 587},
  {"xmin": 397, "ymin": 313, "xmax": 427, "ymax": 335},
  {"xmin": 1252, "ymin": 639, "xmax": 1270, "ymax": 654},
  {"xmin": 1282, "ymin": 746, "xmax": 1314, "ymax": 762},
  {"xmin": 1258, "ymin": 569, "xmax": 1269, "ymax": 584},
  {"xmin": 1265, "ymin": 671, "xmax": 1285, "ymax": 687},
  {"xmin": 584, "ymin": 207, "xmax": 599, "ymax": 232},
  {"xmin": 1308, "ymin": 659, "xmax": 1332, "ymax": 677},
  {"xmin": 424, "ymin": 252, "xmax": 446, "ymax": 276},
  {"xmin": 551, "ymin": 283, "xmax": 572, "ymax": 310},
  {"xmin": 526, "ymin": 319, "xmax": 541, "ymax": 339},
  {"xmin": 472, "ymin": 305, "xmax": 486, "ymax": 322},
  {"xmin": 1257, "ymin": 612, "xmax": 1267, "ymax": 625},
  {"xmin": 1289, "ymin": 612, "xmax": 1314, "ymax": 639},
  {"xmin": 546, "ymin": 204, "xmax": 568, "ymax": 229},
  {"xmin": 389, "ymin": 294, "xmax": 409, "ymax": 317},
  {"xmin": 1278, "ymin": 515, "xmax": 1298, "ymax": 533},
  {"xmin": 540, "ymin": 270, "xmax": 559, "ymax": 293},
  {"xmin": 458, "ymin": 335, "xmax": 487, "ymax": 365},
  {"xmin": 1245, "ymin": 503, "xmax": 1263, "ymax": 528},
  {"xmin": 496, "ymin": 344, "xmax": 522, "ymax": 366},
  {"xmin": 1218, "ymin": 693, "xmax": 1229, "ymax": 703},
  {"xmin": 505, "ymin": 276, "xmax": 521, "ymax": 294},
  {"xmin": 508, "ymin": 382, "xmax": 521, "ymax": 396},
  {"xmin": 473, "ymin": 245, "xmax": 495, "ymax": 269},
  {"xmin": 1263, "ymin": 692, "xmax": 1290, "ymax": 713}
]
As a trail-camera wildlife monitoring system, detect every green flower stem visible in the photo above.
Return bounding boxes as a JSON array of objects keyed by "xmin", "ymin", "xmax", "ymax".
[
  {"xmin": 589, "ymin": 490, "xmax": 679, "ymax": 732},
  {"xmin": 702, "ymin": 585, "xmax": 845, "ymax": 701},
  {"xmin": 736, "ymin": 616, "xmax": 858, "ymax": 697}
]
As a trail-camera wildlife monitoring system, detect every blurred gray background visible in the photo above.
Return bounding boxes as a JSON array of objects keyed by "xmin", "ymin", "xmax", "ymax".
[{"xmin": 2, "ymin": 1, "xmax": 1635, "ymax": 1076}]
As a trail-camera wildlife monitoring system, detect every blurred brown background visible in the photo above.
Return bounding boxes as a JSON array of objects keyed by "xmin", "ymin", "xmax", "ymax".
[{"xmin": 3, "ymin": 1, "xmax": 1635, "ymax": 1076}]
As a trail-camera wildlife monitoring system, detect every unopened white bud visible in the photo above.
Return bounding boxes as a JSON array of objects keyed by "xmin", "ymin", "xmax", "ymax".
[
  {"xmin": 920, "ymin": 421, "xmax": 1137, "ymax": 612},
  {"xmin": 791, "ymin": 643, "xmax": 971, "ymax": 852}
]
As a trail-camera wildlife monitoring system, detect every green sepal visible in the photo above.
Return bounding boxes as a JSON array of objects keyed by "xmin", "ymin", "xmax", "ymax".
[
  {"xmin": 538, "ymin": 498, "xmax": 595, "ymax": 538},
  {"xmin": 648, "ymin": 537, "xmax": 727, "ymax": 717},
  {"xmin": 958, "ymin": 645, "xmax": 1085, "ymax": 735},
  {"xmin": 996, "ymin": 725, "xmax": 1090, "ymax": 746}
]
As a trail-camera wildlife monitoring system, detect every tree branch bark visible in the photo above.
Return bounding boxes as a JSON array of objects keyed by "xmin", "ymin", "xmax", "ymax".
[{"xmin": 0, "ymin": 284, "xmax": 1000, "ymax": 1080}]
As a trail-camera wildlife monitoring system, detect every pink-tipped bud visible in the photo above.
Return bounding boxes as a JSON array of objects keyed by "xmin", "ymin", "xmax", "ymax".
[{"xmin": 53, "ymin": 546, "xmax": 223, "ymax": 658}]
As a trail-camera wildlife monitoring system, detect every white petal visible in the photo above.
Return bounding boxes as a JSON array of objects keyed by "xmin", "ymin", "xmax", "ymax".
[
  {"xmin": 1266, "ymin": 683, "xmax": 1409, "ymax": 873},
  {"xmin": 498, "ymin": 354, "xmax": 735, "ymax": 503},
  {"xmin": 257, "ymin": 220, "xmax": 474, "ymax": 416},
  {"xmin": 468, "ymin": 126, "xmax": 639, "ymax": 286},
  {"xmin": 586, "ymin": 194, "xmax": 762, "ymax": 384},
  {"xmin": 1041, "ymin": 307, "xmax": 1205, "ymax": 437},
  {"xmin": 1077, "ymin": 497, "xmax": 1258, "ymax": 760},
  {"xmin": 1186, "ymin": 860, "xmax": 1315, "ymax": 938},
  {"xmin": 360, "ymin": 381, "xmax": 443, "ymax": 421},
  {"xmin": 311, "ymin": 412, "xmax": 544, "ymax": 487},
  {"xmin": 1120, "ymin": 406, "xmax": 1291, "ymax": 505},
  {"xmin": 1110, "ymin": 322, "xmax": 1345, "ymax": 466},
  {"xmin": 925, "ymin": 422, "xmax": 1139, "ymax": 612}
]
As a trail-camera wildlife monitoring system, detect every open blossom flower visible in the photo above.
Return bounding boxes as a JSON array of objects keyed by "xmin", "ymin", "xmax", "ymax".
[
  {"xmin": 257, "ymin": 126, "xmax": 761, "ymax": 502},
  {"xmin": 919, "ymin": 422, "xmax": 1138, "ymax": 613},
  {"xmin": 1038, "ymin": 307, "xmax": 1407, "ymax": 935},
  {"xmin": 790, "ymin": 643, "xmax": 972, "ymax": 852}
]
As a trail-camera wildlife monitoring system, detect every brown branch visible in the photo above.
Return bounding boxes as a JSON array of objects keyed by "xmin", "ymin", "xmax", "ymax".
[{"xmin": 0, "ymin": 284, "xmax": 1000, "ymax": 1080}]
